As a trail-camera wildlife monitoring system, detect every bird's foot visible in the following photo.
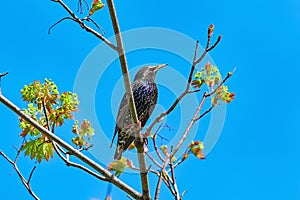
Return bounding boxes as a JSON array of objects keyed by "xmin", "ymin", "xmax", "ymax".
[
  {"xmin": 142, "ymin": 134, "xmax": 149, "ymax": 145},
  {"xmin": 141, "ymin": 133, "xmax": 149, "ymax": 152},
  {"xmin": 125, "ymin": 120, "xmax": 142, "ymax": 131},
  {"xmin": 137, "ymin": 120, "xmax": 142, "ymax": 130}
]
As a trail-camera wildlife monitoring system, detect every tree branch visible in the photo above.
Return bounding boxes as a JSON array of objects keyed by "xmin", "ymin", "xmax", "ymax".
[
  {"xmin": 154, "ymin": 27, "xmax": 224, "ymax": 199},
  {"xmin": 147, "ymin": 41, "xmax": 202, "ymax": 134},
  {"xmin": 147, "ymin": 26, "xmax": 222, "ymax": 135},
  {"xmin": 27, "ymin": 166, "xmax": 37, "ymax": 185},
  {"xmin": 145, "ymin": 152, "xmax": 162, "ymax": 169},
  {"xmin": 152, "ymin": 135, "xmax": 165, "ymax": 163},
  {"xmin": 155, "ymin": 93, "xmax": 207, "ymax": 200},
  {"xmin": 42, "ymin": 101, "xmax": 50, "ymax": 130},
  {"xmin": 195, "ymin": 104, "xmax": 215, "ymax": 122},
  {"xmin": 0, "ymin": 94, "xmax": 142, "ymax": 200},
  {"xmin": 0, "ymin": 72, "xmax": 9, "ymax": 78},
  {"xmin": 169, "ymin": 155, "xmax": 180, "ymax": 200},
  {"xmin": 106, "ymin": 1, "xmax": 150, "ymax": 199},
  {"xmin": 0, "ymin": 71, "xmax": 9, "ymax": 94},
  {"xmin": 155, "ymin": 67, "xmax": 234, "ymax": 200},
  {"xmin": 52, "ymin": 142, "xmax": 107, "ymax": 181},
  {"xmin": 0, "ymin": 150, "xmax": 40, "ymax": 200},
  {"xmin": 150, "ymin": 123, "xmax": 169, "ymax": 163},
  {"xmin": 50, "ymin": 0, "xmax": 118, "ymax": 51}
]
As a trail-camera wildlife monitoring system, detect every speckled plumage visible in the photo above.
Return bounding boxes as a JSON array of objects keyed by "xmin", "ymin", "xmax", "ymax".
[{"xmin": 112, "ymin": 65, "xmax": 166, "ymax": 160}]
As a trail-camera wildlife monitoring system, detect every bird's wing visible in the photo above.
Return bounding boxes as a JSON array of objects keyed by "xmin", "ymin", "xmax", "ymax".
[
  {"xmin": 111, "ymin": 82, "xmax": 145, "ymax": 147},
  {"xmin": 113, "ymin": 81, "xmax": 157, "ymax": 154},
  {"xmin": 110, "ymin": 92, "xmax": 128, "ymax": 147}
]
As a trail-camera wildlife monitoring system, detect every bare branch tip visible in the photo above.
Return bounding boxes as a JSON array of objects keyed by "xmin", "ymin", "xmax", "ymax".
[
  {"xmin": 0, "ymin": 72, "xmax": 9, "ymax": 78},
  {"xmin": 27, "ymin": 166, "xmax": 37, "ymax": 184},
  {"xmin": 48, "ymin": 17, "xmax": 74, "ymax": 35},
  {"xmin": 232, "ymin": 67, "xmax": 237, "ymax": 73},
  {"xmin": 227, "ymin": 67, "xmax": 237, "ymax": 78},
  {"xmin": 181, "ymin": 190, "xmax": 188, "ymax": 198}
]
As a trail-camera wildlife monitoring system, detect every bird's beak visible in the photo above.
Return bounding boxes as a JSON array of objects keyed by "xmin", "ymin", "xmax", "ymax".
[{"xmin": 154, "ymin": 64, "xmax": 168, "ymax": 71}]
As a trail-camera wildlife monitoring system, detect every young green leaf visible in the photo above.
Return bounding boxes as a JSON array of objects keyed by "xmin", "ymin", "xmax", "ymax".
[
  {"xmin": 107, "ymin": 158, "xmax": 134, "ymax": 177},
  {"xmin": 89, "ymin": 0, "xmax": 105, "ymax": 16}
]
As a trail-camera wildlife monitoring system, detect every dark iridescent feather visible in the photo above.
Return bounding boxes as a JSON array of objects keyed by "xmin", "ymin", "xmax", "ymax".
[{"xmin": 112, "ymin": 65, "xmax": 166, "ymax": 160}]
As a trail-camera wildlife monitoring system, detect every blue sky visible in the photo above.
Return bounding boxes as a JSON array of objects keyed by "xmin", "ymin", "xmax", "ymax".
[{"xmin": 1, "ymin": 0, "xmax": 300, "ymax": 199}]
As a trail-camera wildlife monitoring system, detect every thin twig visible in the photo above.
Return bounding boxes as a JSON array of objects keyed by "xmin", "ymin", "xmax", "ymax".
[
  {"xmin": 127, "ymin": 195, "xmax": 134, "ymax": 200},
  {"xmin": 148, "ymin": 27, "xmax": 222, "ymax": 135},
  {"xmin": 82, "ymin": 17, "xmax": 105, "ymax": 35},
  {"xmin": 152, "ymin": 135, "xmax": 165, "ymax": 163},
  {"xmin": 0, "ymin": 150, "xmax": 40, "ymax": 200},
  {"xmin": 155, "ymin": 68, "xmax": 233, "ymax": 199},
  {"xmin": 188, "ymin": 41, "xmax": 200, "ymax": 85},
  {"xmin": 27, "ymin": 166, "xmax": 37, "ymax": 185},
  {"xmin": 0, "ymin": 72, "xmax": 9, "ymax": 94},
  {"xmin": 153, "ymin": 27, "xmax": 224, "ymax": 199},
  {"xmin": 130, "ymin": 166, "xmax": 159, "ymax": 175},
  {"xmin": 207, "ymin": 35, "xmax": 222, "ymax": 52},
  {"xmin": 147, "ymin": 90, "xmax": 189, "ymax": 134},
  {"xmin": 52, "ymin": 142, "xmax": 107, "ymax": 181},
  {"xmin": 151, "ymin": 123, "xmax": 169, "ymax": 162},
  {"xmin": 131, "ymin": 163, "xmax": 177, "ymax": 197},
  {"xmin": 41, "ymin": 101, "xmax": 50, "ymax": 130},
  {"xmin": 205, "ymin": 67, "xmax": 236, "ymax": 98},
  {"xmin": 145, "ymin": 152, "xmax": 162, "ymax": 168},
  {"xmin": 156, "ymin": 169, "xmax": 176, "ymax": 197},
  {"xmin": 0, "ymin": 72, "xmax": 9, "ymax": 78},
  {"xmin": 154, "ymin": 93, "xmax": 207, "ymax": 200},
  {"xmin": 51, "ymin": 0, "xmax": 118, "ymax": 51},
  {"xmin": 12, "ymin": 141, "xmax": 25, "ymax": 167},
  {"xmin": 195, "ymin": 105, "xmax": 215, "ymax": 121},
  {"xmin": 48, "ymin": 17, "xmax": 76, "ymax": 34},
  {"xmin": 77, "ymin": 0, "xmax": 89, "ymax": 14},
  {"xmin": 172, "ymin": 159, "xmax": 185, "ymax": 170},
  {"xmin": 164, "ymin": 176, "xmax": 176, "ymax": 197},
  {"xmin": 169, "ymin": 147, "xmax": 180, "ymax": 200},
  {"xmin": 147, "ymin": 41, "xmax": 201, "ymax": 134},
  {"xmin": 78, "ymin": 144, "xmax": 94, "ymax": 152},
  {"xmin": 180, "ymin": 190, "xmax": 188, "ymax": 199},
  {"xmin": 51, "ymin": 121, "xmax": 56, "ymax": 134}
]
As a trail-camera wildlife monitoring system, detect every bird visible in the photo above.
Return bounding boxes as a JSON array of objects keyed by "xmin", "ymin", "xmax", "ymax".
[{"xmin": 111, "ymin": 64, "xmax": 167, "ymax": 160}]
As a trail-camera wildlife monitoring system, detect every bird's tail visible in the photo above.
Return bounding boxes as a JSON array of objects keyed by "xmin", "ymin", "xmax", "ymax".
[{"xmin": 114, "ymin": 146, "xmax": 123, "ymax": 160}]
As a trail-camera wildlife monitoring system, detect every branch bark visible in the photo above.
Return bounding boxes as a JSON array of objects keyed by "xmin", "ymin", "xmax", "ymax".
[
  {"xmin": 169, "ymin": 156, "xmax": 180, "ymax": 200},
  {"xmin": 106, "ymin": 1, "xmax": 150, "ymax": 199}
]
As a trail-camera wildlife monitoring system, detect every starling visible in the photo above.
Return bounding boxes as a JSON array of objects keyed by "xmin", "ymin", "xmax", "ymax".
[{"xmin": 112, "ymin": 64, "xmax": 167, "ymax": 160}]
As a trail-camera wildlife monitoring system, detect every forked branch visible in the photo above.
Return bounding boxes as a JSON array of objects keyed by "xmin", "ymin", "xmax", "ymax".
[
  {"xmin": 153, "ymin": 25, "xmax": 227, "ymax": 200},
  {"xmin": 147, "ymin": 26, "xmax": 222, "ymax": 134},
  {"xmin": 50, "ymin": 0, "xmax": 117, "ymax": 50},
  {"xmin": 48, "ymin": 0, "xmax": 150, "ymax": 198},
  {"xmin": 0, "ymin": 150, "xmax": 40, "ymax": 200},
  {"xmin": 154, "ymin": 69, "xmax": 234, "ymax": 199}
]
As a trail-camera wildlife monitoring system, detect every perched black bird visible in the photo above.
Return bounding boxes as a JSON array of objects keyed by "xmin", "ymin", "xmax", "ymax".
[{"xmin": 112, "ymin": 64, "xmax": 167, "ymax": 160}]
